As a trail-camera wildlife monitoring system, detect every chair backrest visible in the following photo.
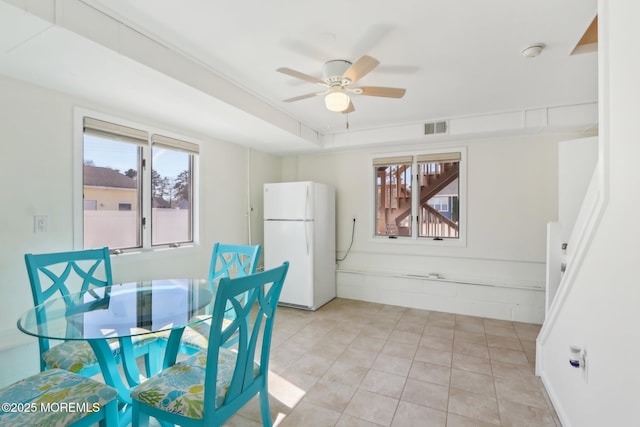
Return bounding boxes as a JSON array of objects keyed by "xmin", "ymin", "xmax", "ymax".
[
  {"xmin": 208, "ymin": 243, "xmax": 261, "ymax": 282},
  {"xmin": 203, "ymin": 262, "xmax": 288, "ymax": 422},
  {"xmin": 24, "ymin": 247, "xmax": 112, "ymax": 368},
  {"xmin": 25, "ymin": 247, "xmax": 113, "ymax": 306}
]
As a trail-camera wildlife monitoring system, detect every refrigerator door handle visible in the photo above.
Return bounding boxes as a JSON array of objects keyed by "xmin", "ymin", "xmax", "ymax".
[{"xmin": 304, "ymin": 186, "xmax": 310, "ymax": 255}]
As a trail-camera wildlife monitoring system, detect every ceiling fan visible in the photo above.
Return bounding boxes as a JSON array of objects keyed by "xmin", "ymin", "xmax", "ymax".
[{"xmin": 277, "ymin": 55, "xmax": 406, "ymax": 113}]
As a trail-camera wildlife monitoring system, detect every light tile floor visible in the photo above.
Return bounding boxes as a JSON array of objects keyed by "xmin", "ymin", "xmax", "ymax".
[
  {"xmin": 167, "ymin": 298, "xmax": 560, "ymax": 426},
  {"xmin": 221, "ymin": 298, "xmax": 560, "ymax": 427}
]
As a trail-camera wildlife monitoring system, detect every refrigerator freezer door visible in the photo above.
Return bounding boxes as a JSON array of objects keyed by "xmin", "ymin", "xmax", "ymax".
[
  {"xmin": 264, "ymin": 182, "xmax": 314, "ymax": 220},
  {"xmin": 264, "ymin": 220, "xmax": 314, "ymax": 307}
]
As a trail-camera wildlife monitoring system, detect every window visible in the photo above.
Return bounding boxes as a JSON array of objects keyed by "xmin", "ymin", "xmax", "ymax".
[
  {"xmin": 80, "ymin": 116, "xmax": 198, "ymax": 252},
  {"xmin": 428, "ymin": 197, "xmax": 449, "ymax": 213},
  {"xmin": 374, "ymin": 156, "xmax": 413, "ymax": 237},
  {"xmin": 373, "ymin": 149, "xmax": 465, "ymax": 243},
  {"xmin": 417, "ymin": 152, "xmax": 460, "ymax": 239},
  {"xmin": 150, "ymin": 135, "xmax": 197, "ymax": 246}
]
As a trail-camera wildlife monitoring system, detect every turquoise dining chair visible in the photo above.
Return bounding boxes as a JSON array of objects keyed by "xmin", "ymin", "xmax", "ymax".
[
  {"xmin": 24, "ymin": 247, "xmax": 162, "ymax": 377},
  {"xmin": 179, "ymin": 243, "xmax": 262, "ymax": 353},
  {"xmin": 131, "ymin": 262, "xmax": 289, "ymax": 427},
  {"xmin": 0, "ymin": 368, "xmax": 118, "ymax": 426}
]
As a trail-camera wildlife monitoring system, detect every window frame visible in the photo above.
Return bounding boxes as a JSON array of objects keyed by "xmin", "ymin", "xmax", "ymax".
[
  {"xmin": 370, "ymin": 147, "xmax": 467, "ymax": 247},
  {"xmin": 73, "ymin": 108, "xmax": 200, "ymax": 254}
]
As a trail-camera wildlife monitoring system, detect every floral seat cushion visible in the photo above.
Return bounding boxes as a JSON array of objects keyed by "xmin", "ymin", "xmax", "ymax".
[
  {"xmin": 131, "ymin": 347, "xmax": 259, "ymax": 419},
  {"xmin": 180, "ymin": 317, "xmax": 233, "ymax": 351},
  {"xmin": 43, "ymin": 331, "xmax": 160, "ymax": 373},
  {"xmin": 42, "ymin": 340, "xmax": 105, "ymax": 373},
  {"xmin": 0, "ymin": 368, "xmax": 117, "ymax": 427}
]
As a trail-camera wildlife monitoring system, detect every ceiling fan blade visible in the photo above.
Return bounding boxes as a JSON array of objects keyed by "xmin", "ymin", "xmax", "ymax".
[
  {"xmin": 359, "ymin": 86, "xmax": 406, "ymax": 98},
  {"xmin": 277, "ymin": 67, "xmax": 326, "ymax": 85},
  {"xmin": 342, "ymin": 55, "xmax": 380, "ymax": 83},
  {"xmin": 342, "ymin": 101, "xmax": 355, "ymax": 114},
  {"xmin": 282, "ymin": 92, "xmax": 323, "ymax": 103}
]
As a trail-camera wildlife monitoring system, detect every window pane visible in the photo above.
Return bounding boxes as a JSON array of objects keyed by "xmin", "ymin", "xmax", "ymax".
[
  {"xmin": 417, "ymin": 159, "xmax": 459, "ymax": 238},
  {"xmin": 151, "ymin": 146, "xmax": 193, "ymax": 245},
  {"xmin": 375, "ymin": 163, "xmax": 412, "ymax": 236},
  {"xmin": 83, "ymin": 135, "xmax": 142, "ymax": 249}
]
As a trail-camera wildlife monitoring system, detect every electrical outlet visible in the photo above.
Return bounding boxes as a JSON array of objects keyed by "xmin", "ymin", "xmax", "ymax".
[{"xmin": 34, "ymin": 215, "xmax": 48, "ymax": 233}]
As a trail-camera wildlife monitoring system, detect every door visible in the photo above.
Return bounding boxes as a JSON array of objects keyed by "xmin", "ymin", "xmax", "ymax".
[
  {"xmin": 264, "ymin": 182, "xmax": 314, "ymax": 220},
  {"xmin": 264, "ymin": 220, "xmax": 314, "ymax": 307}
]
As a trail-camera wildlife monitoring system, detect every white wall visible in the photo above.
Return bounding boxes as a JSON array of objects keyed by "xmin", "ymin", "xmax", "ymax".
[
  {"xmin": 284, "ymin": 135, "xmax": 568, "ymax": 323},
  {"xmin": 537, "ymin": 1, "xmax": 640, "ymax": 425},
  {"xmin": 248, "ymin": 148, "xmax": 282, "ymax": 266},
  {"xmin": 0, "ymin": 75, "xmax": 280, "ymax": 387},
  {"xmin": 558, "ymin": 136, "xmax": 599, "ymax": 242}
]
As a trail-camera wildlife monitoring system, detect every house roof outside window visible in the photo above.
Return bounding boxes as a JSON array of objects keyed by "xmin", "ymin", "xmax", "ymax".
[{"xmin": 83, "ymin": 165, "xmax": 136, "ymax": 189}]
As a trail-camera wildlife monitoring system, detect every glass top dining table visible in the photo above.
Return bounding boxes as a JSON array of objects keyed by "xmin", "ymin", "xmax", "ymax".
[{"xmin": 16, "ymin": 278, "xmax": 216, "ymax": 426}]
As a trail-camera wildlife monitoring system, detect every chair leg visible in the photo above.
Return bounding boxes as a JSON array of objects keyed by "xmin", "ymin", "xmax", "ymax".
[
  {"xmin": 259, "ymin": 389, "xmax": 273, "ymax": 427},
  {"xmin": 132, "ymin": 401, "xmax": 150, "ymax": 427},
  {"xmin": 143, "ymin": 340, "xmax": 164, "ymax": 376},
  {"xmin": 101, "ymin": 399, "xmax": 119, "ymax": 427}
]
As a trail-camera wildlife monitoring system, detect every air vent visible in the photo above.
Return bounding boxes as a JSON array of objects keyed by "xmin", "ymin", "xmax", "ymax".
[{"xmin": 424, "ymin": 121, "xmax": 447, "ymax": 135}]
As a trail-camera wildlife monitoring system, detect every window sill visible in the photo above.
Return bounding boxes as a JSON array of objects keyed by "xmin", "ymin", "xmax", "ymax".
[
  {"xmin": 370, "ymin": 235, "xmax": 467, "ymax": 248},
  {"xmin": 110, "ymin": 243, "xmax": 197, "ymax": 256}
]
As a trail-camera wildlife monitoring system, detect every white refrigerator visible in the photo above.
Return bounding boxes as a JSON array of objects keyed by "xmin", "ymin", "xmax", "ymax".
[{"xmin": 263, "ymin": 181, "xmax": 336, "ymax": 310}]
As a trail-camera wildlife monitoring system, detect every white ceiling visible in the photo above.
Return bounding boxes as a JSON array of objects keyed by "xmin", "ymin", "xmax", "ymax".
[{"xmin": 0, "ymin": 0, "xmax": 598, "ymax": 153}]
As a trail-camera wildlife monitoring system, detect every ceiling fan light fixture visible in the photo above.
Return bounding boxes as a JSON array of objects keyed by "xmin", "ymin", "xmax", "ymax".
[{"xmin": 325, "ymin": 90, "xmax": 350, "ymax": 112}]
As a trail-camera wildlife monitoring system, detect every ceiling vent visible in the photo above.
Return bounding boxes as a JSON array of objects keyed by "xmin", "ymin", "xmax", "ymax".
[{"xmin": 424, "ymin": 121, "xmax": 447, "ymax": 135}]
